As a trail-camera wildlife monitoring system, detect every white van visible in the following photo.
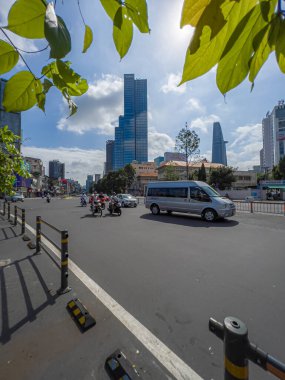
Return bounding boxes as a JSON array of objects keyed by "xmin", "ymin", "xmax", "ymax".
[{"xmin": 145, "ymin": 181, "xmax": 236, "ymax": 222}]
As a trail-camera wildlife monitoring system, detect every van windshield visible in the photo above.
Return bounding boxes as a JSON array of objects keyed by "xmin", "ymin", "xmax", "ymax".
[{"xmin": 201, "ymin": 186, "xmax": 221, "ymax": 197}]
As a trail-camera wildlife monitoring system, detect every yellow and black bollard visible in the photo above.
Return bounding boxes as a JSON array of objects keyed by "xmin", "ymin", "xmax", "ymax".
[
  {"xmin": 224, "ymin": 317, "xmax": 249, "ymax": 380},
  {"xmin": 36, "ymin": 216, "xmax": 41, "ymax": 254},
  {"xmin": 14, "ymin": 206, "xmax": 18, "ymax": 226},
  {"xmin": 7, "ymin": 202, "xmax": 11, "ymax": 221},
  {"xmin": 21, "ymin": 209, "xmax": 25, "ymax": 235},
  {"xmin": 58, "ymin": 230, "xmax": 71, "ymax": 294}
]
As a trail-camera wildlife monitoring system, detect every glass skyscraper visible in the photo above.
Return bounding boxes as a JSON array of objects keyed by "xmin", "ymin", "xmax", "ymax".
[
  {"xmin": 212, "ymin": 122, "xmax": 228, "ymax": 166},
  {"xmin": 114, "ymin": 74, "xmax": 148, "ymax": 170}
]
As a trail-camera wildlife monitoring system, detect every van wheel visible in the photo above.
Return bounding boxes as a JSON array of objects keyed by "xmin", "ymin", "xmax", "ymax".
[
  {"xmin": 151, "ymin": 204, "xmax": 160, "ymax": 215},
  {"xmin": 202, "ymin": 208, "xmax": 217, "ymax": 222}
]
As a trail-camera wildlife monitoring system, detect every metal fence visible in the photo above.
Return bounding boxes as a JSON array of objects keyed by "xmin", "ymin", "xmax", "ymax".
[{"xmin": 234, "ymin": 201, "xmax": 285, "ymax": 216}]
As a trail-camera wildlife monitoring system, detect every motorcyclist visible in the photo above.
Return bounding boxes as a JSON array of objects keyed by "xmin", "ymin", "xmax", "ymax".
[
  {"xmin": 46, "ymin": 193, "xmax": 51, "ymax": 203},
  {"xmin": 80, "ymin": 193, "xmax": 87, "ymax": 206}
]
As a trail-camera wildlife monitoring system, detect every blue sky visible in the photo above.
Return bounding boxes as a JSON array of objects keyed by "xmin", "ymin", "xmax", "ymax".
[{"xmin": 1, "ymin": 0, "xmax": 285, "ymax": 184}]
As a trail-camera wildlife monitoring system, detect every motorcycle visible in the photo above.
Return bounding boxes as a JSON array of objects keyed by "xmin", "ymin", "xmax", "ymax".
[
  {"xmin": 80, "ymin": 197, "xmax": 87, "ymax": 207},
  {"xmin": 108, "ymin": 200, "xmax": 122, "ymax": 216},
  {"xmin": 46, "ymin": 195, "xmax": 51, "ymax": 203},
  {"xmin": 90, "ymin": 200, "xmax": 103, "ymax": 217}
]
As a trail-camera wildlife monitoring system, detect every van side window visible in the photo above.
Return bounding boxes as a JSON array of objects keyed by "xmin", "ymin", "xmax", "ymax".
[
  {"xmin": 190, "ymin": 187, "xmax": 210, "ymax": 202},
  {"xmin": 148, "ymin": 187, "xmax": 188, "ymax": 198}
]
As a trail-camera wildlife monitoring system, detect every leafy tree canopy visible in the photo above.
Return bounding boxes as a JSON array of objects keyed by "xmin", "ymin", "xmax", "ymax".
[
  {"xmin": 1, "ymin": 0, "xmax": 284, "ymax": 119},
  {"xmin": 0, "ymin": 126, "xmax": 30, "ymax": 195},
  {"xmin": 94, "ymin": 164, "xmax": 135, "ymax": 194},
  {"xmin": 209, "ymin": 166, "xmax": 236, "ymax": 190}
]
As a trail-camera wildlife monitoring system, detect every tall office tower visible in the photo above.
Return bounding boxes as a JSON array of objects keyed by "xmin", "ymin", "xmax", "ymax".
[
  {"xmin": 94, "ymin": 174, "xmax": 101, "ymax": 184},
  {"xmin": 85, "ymin": 175, "xmax": 93, "ymax": 193},
  {"xmin": 105, "ymin": 140, "xmax": 115, "ymax": 174},
  {"xmin": 260, "ymin": 148, "xmax": 264, "ymax": 169},
  {"xmin": 49, "ymin": 160, "xmax": 65, "ymax": 179},
  {"xmin": 0, "ymin": 78, "xmax": 21, "ymax": 150},
  {"xmin": 114, "ymin": 74, "xmax": 148, "ymax": 170},
  {"xmin": 212, "ymin": 122, "xmax": 228, "ymax": 166},
  {"xmin": 261, "ymin": 101, "xmax": 285, "ymax": 170}
]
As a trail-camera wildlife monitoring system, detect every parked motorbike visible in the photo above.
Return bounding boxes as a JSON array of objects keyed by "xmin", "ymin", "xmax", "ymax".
[
  {"xmin": 108, "ymin": 200, "xmax": 122, "ymax": 216},
  {"xmin": 90, "ymin": 200, "xmax": 103, "ymax": 217}
]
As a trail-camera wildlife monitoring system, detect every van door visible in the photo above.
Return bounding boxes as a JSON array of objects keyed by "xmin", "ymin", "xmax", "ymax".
[
  {"xmin": 167, "ymin": 187, "xmax": 188, "ymax": 211},
  {"xmin": 189, "ymin": 186, "xmax": 211, "ymax": 215}
]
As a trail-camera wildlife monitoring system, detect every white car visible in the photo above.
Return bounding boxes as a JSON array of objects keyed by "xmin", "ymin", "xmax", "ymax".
[
  {"xmin": 5, "ymin": 192, "xmax": 24, "ymax": 202},
  {"xmin": 117, "ymin": 194, "xmax": 138, "ymax": 207}
]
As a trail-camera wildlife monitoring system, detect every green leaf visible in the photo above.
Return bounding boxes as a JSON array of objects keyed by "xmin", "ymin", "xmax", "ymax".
[
  {"xmin": 0, "ymin": 40, "xmax": 19, "ymax": 74},
  {"xmin": 44, "ymin": 3, "xmax": 71, "ymax": 59},
  {"xmin": 36, "ymin": 92, "xmax": 46, "ymax": 112},
  {"xmin": 180, "ymin": 0, "xmax": 210, "ymax": 28},
  {"xmin": 100, "ymin": 0, "xmax": 120, "ymax": 20},
  {"xmin": 6, "ymin": 0, "xmax": 46, "ymax": 39},
  {"xmin": 62, "ymin": 90, "xmax": 78, "ymax": 118},
  {"xmin": 125, "ymin": 0, "xmax": 150, "ymax": 33},
  {"xmin": 2, "ymin": 71, "xmax": 38, "ymax": 112},
  {"xmin": 217, "ymin": 0, "xmax": 275, "ymax": 94},
  {"xmin": 42, "ymin": 60, "xmax": 88, "ymax": 97},
  {"xmin": 249, "ymin": 16, "xmax": 280, "ymax": 83},
  {"xmin": 43, "ymin": 78, "xmax": 53, "ymax": 93},
  {"xmin": 181, "ymin": 0, "xmax": 257, "ymax": 84},
  {"xmin": 113, "ymin": 6, "xmax": 133, "ymax": 59},
  {"xmin": 82, "ymin": 25, "xmax": 93, "ymax": 53},
  {"xmin": 276, "ymin": 19, "xmax": 285, "ymax": 73}
]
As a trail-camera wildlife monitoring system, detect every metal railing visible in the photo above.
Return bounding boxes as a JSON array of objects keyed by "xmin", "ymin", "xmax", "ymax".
[
  {"xmin": 36, "ymin": 215, "xmax": 71, "ymax": 294},
  {"xmin": 234, "ymin": 201, "xmax": 285, "ymax": 216},
  {"xmin": 209, "ymin": 316, "xmax": 285, "ymax": 379}
]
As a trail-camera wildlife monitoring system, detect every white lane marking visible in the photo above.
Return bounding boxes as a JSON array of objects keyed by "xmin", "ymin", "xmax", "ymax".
[{"xmin": 24, "ymin": 221, "xmax": 203, "ymax": 380}]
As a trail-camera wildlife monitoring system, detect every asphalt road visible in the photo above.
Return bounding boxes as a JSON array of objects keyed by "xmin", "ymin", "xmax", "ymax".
[{"xmin": 22, "ymin": 197, "xmax": 285, "ymax": 379}]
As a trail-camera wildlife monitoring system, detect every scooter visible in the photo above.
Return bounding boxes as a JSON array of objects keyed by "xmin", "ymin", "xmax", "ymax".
[
  {"xmin": 46, "ymin": 195, "xmax": 51, "ymax": 203},
  {"xmin": 90, "ymin": 200, "xmax": 103, "ymax": 217},
  {"xmin": 80, "ymin": 198, "xmax": 87, "ymax": 207},
  {"xmin": 108, "ymin": 200, "xmax": 122, "ymax": 216}
]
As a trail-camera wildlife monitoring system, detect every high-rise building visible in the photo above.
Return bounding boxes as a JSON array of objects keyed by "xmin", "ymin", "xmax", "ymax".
[
  {"xmin": 154, "ymin": 156, "xmax": 164, "ymax": 168},
  {"xmin": 86, "ymin": 175, "xmax": 93, "ymax": 193},
  {"xmin": 164, "ymin": 151, "xmax": 186, "ymax": 162},
  {"xmin": 105, "ymin": 140, "xmax": 115, "ymax": 174},
  {"xmin": 212, "ymin": 122, "xmax": 228, "ymax": 166},
  {"xmin": 114, "ymin": 74, "xmax": 148, "ymax": 170},
  {"xmin": 94, "ymin": 174, "xmax": 101, "ymax": 184},
  {"xmin": 261, "ymin": 101, "xmax": 285, "ymax": 170},
  {"xmin": 0, "ymin": 78, "xmax": 21, "ymax": 150},
  {"xmin": 49, "ymin": 160, "xmax": 65, "ymax": 179}
]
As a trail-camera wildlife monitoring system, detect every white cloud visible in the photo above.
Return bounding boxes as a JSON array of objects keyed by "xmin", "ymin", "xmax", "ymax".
[
  {"xmin": 229, "ymin": 123, "xmax": 262, "ymax": 148},
  {"xmin": 57, "ymin": 74, "xmax": 123, "ymax": 135},
  {"xmin": 22, "ymin": 146, "xmax": 105, "ymax": 185},
  {"xmin": 148, "ymin": 127, "xmax": 175, "ymax": 159},
  {"xmin": 187, "ymin": 97, "xmax": 206, "ymax": 113},
  {"xmin": 161, "ymin": 73, "xmax": 186, "ymax": 94},
  {"xmin": 191, "ymin": 114, "xmax": 220, "ymax": 134}
]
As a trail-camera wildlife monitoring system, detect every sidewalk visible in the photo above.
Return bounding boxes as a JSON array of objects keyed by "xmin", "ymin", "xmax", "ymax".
[{"xmin": 0, "ymin": 213, "xmax": 171, "ymax": 380}]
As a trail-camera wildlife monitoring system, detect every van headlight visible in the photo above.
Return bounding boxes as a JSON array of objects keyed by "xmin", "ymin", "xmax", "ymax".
[{"xmin": 224, "ymin": 204, "xmax": 231, "ymax": 209}]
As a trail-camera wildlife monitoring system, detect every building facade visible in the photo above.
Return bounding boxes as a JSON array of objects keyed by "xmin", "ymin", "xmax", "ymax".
[
  {"xmin": 0, "ymin": 78, "xmax": 21, "ymax": 150},
  {"xmin": 94, "ymin": 174, "xmax": 101, "ymax": 184},
  {"xmin": 212, "ymin": 122, "xmax": 227, "ymax": 166},
  {"xmin": 49, "ymin": 160, "xmax": 65, "ymax": 179},
  {"xmin": 232, "ymin": 171, "xmax": 257, "ymax": 189},
  {"xmin": 164, "ymin": 151, "xmax": 186, "ymax": 162},
  {"xmin": 114, "ymin": 74, "xmax": 148, "ymax": 170},
  {"xmin": 157, "ymin": 161, "xmax": 223, "ymax": 181},
  {"xmin": 105, "ymin": 140, "xmax": 115, "ymax": 174},
  {"xmin": 154, "ymin": 156, "xmax": 164, "ymax": 168},
  {"xmin": 261, "ymin": 101, "xmax": 285, "ymax": 170},
  {"xmin": 86, "ymin": 175, "xmax": 93, "ymax": 193}
]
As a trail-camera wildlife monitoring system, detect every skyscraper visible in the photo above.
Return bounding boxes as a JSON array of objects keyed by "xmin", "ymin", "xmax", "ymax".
[
  {"xmin": 0, "ymin": 78, "xmax": 21, "ymax": 150},
  {"xmin": 261, "ymin": 101, "xmax": 285, "ymax": 170},
  {"xmin": 105, "ymin": 140, "xmax": 115, "ymax": 174},
  {"xmin": 212, "ymin": 122, "xmax": 228, "ymax": 166},
  {"xmin": 114, "ymin": 74, "xmax": 148, "ymax": 170},
  {"xmin": 49, "ymin": 160, "xmax": 65, "ymax": 179}
]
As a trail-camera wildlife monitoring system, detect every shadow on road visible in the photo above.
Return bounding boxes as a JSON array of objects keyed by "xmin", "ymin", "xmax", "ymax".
[
  {"xmin": 140, "ymin": 212, "xmax": 239, "ymax": 228},
  {"xmin": 0, "ymin": 255, "xmax": 59, "ymax": 344}
]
